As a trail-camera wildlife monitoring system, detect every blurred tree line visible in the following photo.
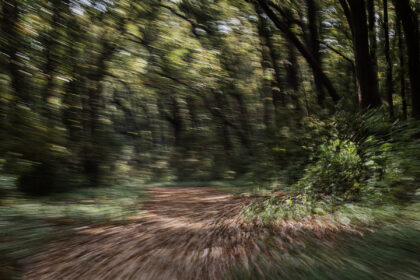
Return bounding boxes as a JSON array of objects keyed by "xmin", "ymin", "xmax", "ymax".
[{"xmin": 0, "ymin": 0, "xmax": 418, "ymax": 195}]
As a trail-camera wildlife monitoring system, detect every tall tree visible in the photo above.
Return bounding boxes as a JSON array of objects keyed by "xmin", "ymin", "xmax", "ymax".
[
  {"xmin": 367, "ymin": 0, "xmax": 379, "ymax": 97},
  {"xmin": 339, "ymin": 0, "xmax": 381, "ymax": 108},
  {"xmin": 254, "ymin": 3, "xmax": 284, "ymax": 127},
  {"xmin": 284, "ymin": 18, "xmax": 301, "ymax": 111},
  {"xmin": 306, "ymin": 0, "xmax": 326, "ymax": 106},
  {"xmin": 394, "ymin": 0, "xmax": 420, "ymax": 118},
  {"xmin": 1, "ymin": 0, "xmax": 28, "ymax": 106},
  {"xmin": 383, "ymin": 0, "xmax": 393, "ymax": 118},
  {"xmin": 42, "ymin": 0, "xmax": 69, "ymax": 122},
  {"xmin": 396, "ymin": 13, "xmax": 408, "ymax": 119}
]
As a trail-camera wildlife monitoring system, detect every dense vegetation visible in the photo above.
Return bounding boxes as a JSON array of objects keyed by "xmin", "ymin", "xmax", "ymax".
[
  {"xmin": 0, "ymin": 0, "xmax": 419, "ymax": 279},
  {"xmin": 1, "ymin": 0, "xmax": 419, "ymax": 190}
]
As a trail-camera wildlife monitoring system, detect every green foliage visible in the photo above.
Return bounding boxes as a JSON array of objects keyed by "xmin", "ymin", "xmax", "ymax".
[
  {"xmin": 286, "ymin": 110, "xmax": 420, "ymax": 204},
  {"xmin": 295, "ymin": 138, "xmax": 365, "ymax": 198},
  {"xmin": 243, "ymin": 194, "xmax": 319, "ymax": 222},
  {"xmin": 0, "ymin": 0, "xmax": 418, "ymax": 278}
]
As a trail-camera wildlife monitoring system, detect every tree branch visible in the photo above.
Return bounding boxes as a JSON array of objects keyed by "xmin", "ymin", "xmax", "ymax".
[
  {"xmin": 160, "ymin": 4, "xmax": 212, "ymax": 36},
  {"xmin": 338, "ymin": 0, "xmax": 354, "ymax": 37},
  {"xmin": 256, "ymin": 0, "xmax": 339, "ymax": 102},
  {"xmin": 319, "ymin": 40, "xmax": 355, "ymax": 69}
]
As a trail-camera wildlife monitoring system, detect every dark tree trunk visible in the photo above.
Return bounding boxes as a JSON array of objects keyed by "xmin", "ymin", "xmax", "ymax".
[
  {"xmin": 367, "ymin": 0, "xmax": 379, "ymax": 97},
  {"xmin": 186, "ymin": 96, "xmax": 199, "ymax": 129},
  {"xmin": 383, "ymin": 0, "xmax": 394, "ymax": 118},
  {"xmin": 87, "ymin": 41, "xmax": 114, "ymax": 135},
  {"xmin": 42, "ymin": 0, "xmax": 68, "ymax": 122},
  {"xmin": 220, "ymin": 122, "xmax": 233, "ymax": 159},
  {"xmin": 282, "ymin": 9, "xmax": 302, "ymax": 112},
  {"xmin": 83, "ymin": 39, "xmax": 117, "ymax": 186},
  {"xmin": 340, "ymin": 0, "xmax": 381, "ymax": 108},
  {"xmin": 285, "ymin": 39, "xmax": 301, "ymax": 111},
  {"xmin": 260, "ymin": 61, "xmax": 274, "ymax": 129},
  {"xmin": 265, "ymin": 34, "xmax": 286, "ymax": 111},
  {"xmin": 394, "ymin": 0, "xmax": 420, "ymax": 118},
  {"xmin": 1, "ymin": 0, "xmax": 27, "ymax": 105},
  {"xmin": 205, "ymin": 90, "xmax": 233, "ymax": 165},
  {"xmin": 396, "ymin": 16, "xmax": 408, "ymax": 120},
  {"xmin": 232, "ymin": 92, "xmax": 253, "ymax": 155},
  {"xmin": 256, "ymin": 7, "xmax": 275, "ymax": 128},
  {"xmin": 306, "ymin": 0, "xmax": 326, "ymax": 106},
  {"xmin": 254, "ymin": 3, "xmax": 285, "ymax": 127},
  {"xmin": 170, "ymin": 96, "xmax": 184, "ymax": 148},
  {"xmin": 158, "ymin": 94, "xmax": 184, "ymax": 148},
  {"xmin": 140, "ymin": 103, "xmax": 159, "ymax": 146}
]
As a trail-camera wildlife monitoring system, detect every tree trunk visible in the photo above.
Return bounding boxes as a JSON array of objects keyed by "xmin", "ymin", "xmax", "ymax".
[
  {"xmin": 306, "ymin": 0, "xmax": 326, "ymax": 106},
  {"xmin": 1, "ymin": 0, "xmax": 27, "ymax": 104},
  {"xmin": 42, "ymin": 0, "xmax": 68, "ymax": 122},
  {"xmin": 205, "ymin": 90, "xmax": 234, "ymax": 165},
  {"xmin": 340, "ymin": 0, "xmax": 381, "ymax": 108},
  {"xmin": 83, "ymin": 39, "xmax": 116, "ymax": 186},
  {"xmin": 232, "ymin": 92, "xmax": 253, "ymax": 155},
  {"xmin": 394, "ymin": 0, "xmax": 420, "ymax": 118},
  {"xmin": 157, "ymin": 94, "xmax": 184, "ymax": 148},
  {"xmin": 383, "ymin": 0, "xmax": 393, "ymax": 118},
  {"xmin": 265, "ymin": 32, "xmax": 286, "ymax": 111},
  {"xmin": 254, "ymin": 3, "xmax": 285, "ymax": 127},
  {"xmin": 285, "ymin": 39, "xmax": 301, "ymax": 111},
  {"xmin": 170, "ymin": 96, "xmax": 184, "ymax": 148},
  {"xmin": 396, "ymin": 15, "xmax": 408, "ymax": 120},
  {"xmin": 367, "ymin": 0, "xmax": 379, "ymax": 99},
  {"xmin": 256, "ymin": 7, "xmax": 275, "ymax": 128},
  {"xmin": 186, "ymin": 96, "xmax": 200, "ymax": 129}
]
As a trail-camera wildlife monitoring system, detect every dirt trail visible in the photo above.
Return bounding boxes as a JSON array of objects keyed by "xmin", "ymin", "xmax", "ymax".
[{"xmin": 23, "ymin": 187, "xmax": 260, "ymax": 280}]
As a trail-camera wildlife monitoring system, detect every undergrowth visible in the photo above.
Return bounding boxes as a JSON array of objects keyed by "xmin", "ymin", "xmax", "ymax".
[
  {"xmin": 236, "ymin": 110, "xmax": 420, "ymax": 279},
  {"xmin": 0, "ymin": 177, "xmax": 149, "ymax": 279}
]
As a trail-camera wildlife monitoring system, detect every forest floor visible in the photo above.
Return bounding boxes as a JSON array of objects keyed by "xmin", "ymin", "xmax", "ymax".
[
  {"xmin": 13, "ymin": 185, "xmax": 420, "ymax": 279},
  {"xmin": 22, "ymin": 187, "xmax": 262, "ymax": 280}
]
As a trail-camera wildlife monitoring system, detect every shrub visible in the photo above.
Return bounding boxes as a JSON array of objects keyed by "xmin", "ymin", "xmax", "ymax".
[
  {"xmin": 295, "ymin": 138, "xmax": 367, "ymax": 199},
  {"xmin": 294, "ymin": 110, "xmax": 420, "ymax": 203}
]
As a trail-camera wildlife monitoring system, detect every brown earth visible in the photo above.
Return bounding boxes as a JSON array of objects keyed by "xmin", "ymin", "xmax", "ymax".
[
  {"xmin": 23, "ymin": 187, "xmax": 350, "ymax": 280},
  {"xmin": 22, "ymin": 187, "xmax": 261, "ymax": 280}
]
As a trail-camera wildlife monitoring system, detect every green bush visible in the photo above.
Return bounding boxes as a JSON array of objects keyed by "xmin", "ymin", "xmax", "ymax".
[
  {"xmin": 295, "ymin": 138, "xmax": 366, "ymax": 198},
  {"xmin": 293, "ymin": 110, "xmax": 420, "ymax": 203}
]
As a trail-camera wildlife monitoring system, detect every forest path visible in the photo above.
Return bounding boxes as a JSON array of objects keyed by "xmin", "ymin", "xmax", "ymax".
[{"xmin": 23, "ymin": 187, "xmax": 260, "ymax": 280}]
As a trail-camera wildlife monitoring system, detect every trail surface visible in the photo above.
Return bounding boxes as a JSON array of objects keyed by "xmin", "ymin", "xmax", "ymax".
[{"xmin": 23, "ymin": 187, "xmax": 259, "ymax": 280}]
